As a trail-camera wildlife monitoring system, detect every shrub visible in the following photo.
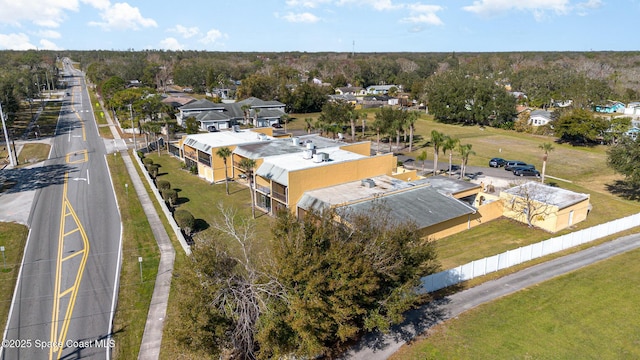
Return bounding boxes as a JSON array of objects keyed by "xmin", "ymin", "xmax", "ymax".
[
  {"xmin": 157, "ymin": 180, "xmax": 171, "ymax": 191},
  {"xmin": 143, "ymin": 158, "xmax": 154, "ymax": 165},
  {"xmin": 162, "ymin": 189, "xmax": 178, "ymax": 207},
  {"xmin": 147, "ymin": 164, "xmax": 159, "ymax": 179},
  {"xmin": 189, "ymin": 165, "xmax": 197, "ymax": 175},
  {"xmin": 174, "ymin": 209, "xmax": 195, "ymax": 235},
  {"xmin": 137, "ymin": 151, "xmax": 144, "ymax": 159}
]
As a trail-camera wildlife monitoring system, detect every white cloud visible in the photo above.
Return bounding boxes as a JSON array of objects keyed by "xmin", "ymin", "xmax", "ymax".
[
  {"xmin": 199, "ymin": 29, "xmax": 227, "ymax": 45},
  {"xmin": 0, "ymin": 33, "xmax": 36, "ymax": 50},
  {"xmin": 89, "ymin": 2, "xmax": 157, "ymax": 30},
  {"xmin": 81, "ymin": 0, "xmax": 110, "ymax": 10},
  {"xmin": 401, "ymin": 4, "xmax": 444, "ymax": 25},
  {"xmin": 369, "ymin": 0, "xmax": 401, "ymax": 11},
  {"xmin": 576, "ymin": 0, "xmax": 602, "ymax": 14},
  {"xmin": 285, "ymin": 0, "xmax": 332, "ymax": 8},
  {"xmin": 159, "ymin": 37, "xmax": 184, "ymax": 51},
  {"xmin": 168, "ymin": 25, "xmax": 200, "ymax": 39},
  {"xmin": 0, "ymin": 0, "xmax": 79, "ymax": 27},
  {"xmin": 279, "ymin": 12, "xmax": 321, "ymax": 23},
  {"xmin": 39, "ymin": 39, "xmax": 62, "ymax": 50},
  {"xmin": 34, "ymin": 30, "xmax": 62, "ymax": 39},
  {"xmin": 463, "ymin": 0, "xmax": 571, "ymax": 16}
]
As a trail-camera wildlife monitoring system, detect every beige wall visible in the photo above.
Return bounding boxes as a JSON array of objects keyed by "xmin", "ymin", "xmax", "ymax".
[
  {"xmin": 500, "ymin": 191, "xmax": 591, "ymax": 232},
  {"xmin": 392, "ymin": 167, "xmax": 418, "ymax": 182},
  {"xmin": 286, "ymin": 153, "xmax": 396, "ymax": 211},
  {"xmin": 339, "ymin": 142, "xmax": 372, "ymax": 156}
]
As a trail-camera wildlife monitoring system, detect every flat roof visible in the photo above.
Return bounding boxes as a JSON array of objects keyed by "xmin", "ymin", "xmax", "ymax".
[
  {"xmin": 256, "ymin": 147, "xmax": 367, "ymax": 186},
  {"xmin": 421, "ymin": 175, "xmax": 482, "ymax": 195},
  {"xmin": 503, "ymin": 182, "xmax": 589, "ymax": 209},
  {"xmin": 298, "ymin": 175, "xmax": 417, "ymax": 210},
  {"xmin": 234, "ymin": 135, "xmax": 347, "ymax": 159},
  {"xmin": 182, "ymin": 130, "xmax": 271, "ymax": 152}
]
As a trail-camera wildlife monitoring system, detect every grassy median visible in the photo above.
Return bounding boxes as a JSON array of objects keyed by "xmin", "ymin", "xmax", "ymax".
[
  {"xmin": 107, "ymin": 152, "xmax": 160, "ymax": 359},
  {"xmin": 0, "ymin": 223, "xmax": 29, "ymax": 338}
]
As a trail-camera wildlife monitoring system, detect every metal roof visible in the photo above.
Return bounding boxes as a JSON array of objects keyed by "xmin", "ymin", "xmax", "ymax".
[
  {"xmin": 503, "ymin": 182, "xmax": 589, "ymax": 209},
  {"xmin": 340, "ymin": 186, "xmax": 475, "ymax": 230}
]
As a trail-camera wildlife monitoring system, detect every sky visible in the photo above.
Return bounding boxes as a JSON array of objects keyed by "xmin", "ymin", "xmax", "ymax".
[{"xmin": 0, "ymin": 0, "xmax": 637, "ymax": 53}]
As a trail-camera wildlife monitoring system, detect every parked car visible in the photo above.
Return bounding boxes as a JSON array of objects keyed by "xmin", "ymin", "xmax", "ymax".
[
  {"xmin": 505, "ymin": 160, "xmax": 529, "ymax": 171},
  {"xmin": 513, "ymin": 167, "xmax": 540, "ymax": 177},
  {"xmin": 272, "ymin": 123, "xmax": 282, "ymax": 128},
  {"xmin": 489, "ymin": 157, "xmax": 506, "ymax": 167}
]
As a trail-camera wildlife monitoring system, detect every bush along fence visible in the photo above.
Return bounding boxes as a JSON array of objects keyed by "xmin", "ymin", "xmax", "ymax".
[
  {"xmin": 419, "ymin": 212, "xmax": 640, "ymax": 293},
  {"xmin": 134, "ymin": 151, "xmax": 191, "ymax": 255}
]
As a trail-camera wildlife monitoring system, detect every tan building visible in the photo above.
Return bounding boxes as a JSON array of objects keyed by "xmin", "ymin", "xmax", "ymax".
[{"xmin": 500, "ymin": 182, "xmax": 591, "ymax": 232}]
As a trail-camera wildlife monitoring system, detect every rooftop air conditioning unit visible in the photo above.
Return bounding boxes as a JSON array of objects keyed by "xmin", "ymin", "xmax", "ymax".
[
  {"xmin": 361, "ymin": 178, "xmax": 376, "ymax": 188},
  {"xmin": 292, "ymin": 137, "xmax": 300, "ymax": 146},
  {"xmin": 303, "ymin": 149, "xmax": 315, "ymax": 159},
  {"xmin": 312, "ymin": 154, "xmax": 322, "ymax": 163},
  {"xmin": 318, "ymin": 152, "xmax": 329, "ymax": 162},
  {"xmin": 306, "ymin": 141, "xmax": 315, "ymax": 150}
]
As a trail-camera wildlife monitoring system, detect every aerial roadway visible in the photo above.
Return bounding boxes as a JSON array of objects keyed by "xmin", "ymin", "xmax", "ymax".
[{"xmin": 1, "ymin": 58, "xmax": 122, "ymax": 359}]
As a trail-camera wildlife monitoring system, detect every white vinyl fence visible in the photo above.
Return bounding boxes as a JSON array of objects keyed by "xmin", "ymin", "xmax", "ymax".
[{"xmin": 419, "ymin": 213, "xmax": 640, "ymax": 293}]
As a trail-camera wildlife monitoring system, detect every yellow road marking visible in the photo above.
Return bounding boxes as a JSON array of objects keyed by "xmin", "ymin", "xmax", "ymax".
[
  {"xmin": 65, "ymin": 150, "xmax": 88, "ymax": 164},
  {"xmin": 49, "ymin": 172, "xmax": 90, "ymax": 360}
]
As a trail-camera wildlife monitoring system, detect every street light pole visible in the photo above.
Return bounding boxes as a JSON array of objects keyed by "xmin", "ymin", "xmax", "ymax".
[{"xmin": 0, "ymin": 102, "xmax": 16, "ymax": 167}]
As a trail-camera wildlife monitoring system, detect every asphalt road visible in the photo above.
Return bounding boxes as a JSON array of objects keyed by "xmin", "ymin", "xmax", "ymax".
[
  {"xmin": 343, "ymin": 232, "xmax": 640, "ymax": 359},
  {"xmin": 2, "ymin": 59, "xmax": 122, "ymax": 359}
]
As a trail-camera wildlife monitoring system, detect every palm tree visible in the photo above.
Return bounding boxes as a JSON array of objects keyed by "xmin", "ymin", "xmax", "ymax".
[
  {"xmin": 239, "ymin": 158, "xmax": 257, "ymax": 218},
  {"xmin": 442, "ymin": 136, "xmax": 459, "ymax": 177},
  {"xmin": 407, "ymin": 111, "xmax": 418, "ymax": 152},
  {"xmin": 216, "ymin": 146, "xmax": 232, "ymax": 195},
  {"xmin": 305, "ymin": 118, "xmax": 313, "ymax": 134},
  {"xmin": 241, "ymin": 104, "xmax": 250, "ymax": 125},
  {"xmin": 458, "ymin": 143, "xmax": 476, "ymax": 179},
  {"xmin": 281, "ymin": 114, "xmax": 290, "ymax": 133},
  {"xmin": 416, "ymin": 150, "xmax": 427, "ymax": 172},
  {"xmin": 431, "ymin": 130, "xmax": 446, "ymax": 176},
  {"xmin": 539, "ymin": 142, "xmax": 555, "ymax": 184}
]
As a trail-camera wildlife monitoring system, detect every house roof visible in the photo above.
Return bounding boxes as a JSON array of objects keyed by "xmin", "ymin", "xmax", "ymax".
[
  {"xmin": 503, "ymin": 182, "xmax": 589, "ymax": 209},
  {"xmin": 252, "ymin": 109, "xmax": 285, "ymax": 118},
  {"xmin": 162, "ymin": 96, "xmax": 195, "ymax": 107},
  {"xmin": 530, "ymin": 109, "xmax": 551, "ymax": 118},
  {"xmin": 236, "ymin": 97, "xmax": 285, "ymax": 108},
  {"xmin": 196, "ymin": 111, "xmax": 231, "ymax": 122},
  {"xmin": 179, "ymin": 99, "xmax": 220, "ymax": 111},
  {"xmin": 255, "ymin": 147, "xmax": 367, "ymax": 186}
]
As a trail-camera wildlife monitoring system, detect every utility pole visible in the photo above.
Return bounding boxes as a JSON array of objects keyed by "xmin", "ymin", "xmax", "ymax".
[{"xmin": 0, "ymin": 102, "xmax": 16, "ymax": 167}]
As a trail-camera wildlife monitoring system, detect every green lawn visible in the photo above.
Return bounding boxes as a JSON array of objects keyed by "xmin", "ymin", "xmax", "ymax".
[
  {"xmin": 392, "ymin": 248, "xmax": 640, "ymax": 359},
  {"xmin": 107, "ymin": 152, "xmax": 161, "ymax": 359},
  {"xmin": 16, "ymin": 143, "xmax": 50, "ymax": 166},
  {"xmin": 143, "ymin": 153, "xmax": 274, "ymax": 254},
  {"xmin": 0, "ymin": 223, "xmax": 29, "ymax": 337}
]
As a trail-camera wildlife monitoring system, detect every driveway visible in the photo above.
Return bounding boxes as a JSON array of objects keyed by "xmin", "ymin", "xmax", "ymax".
[{"xmin": 342, "ymin": 232, "xmax": 640, "ymax": 359}]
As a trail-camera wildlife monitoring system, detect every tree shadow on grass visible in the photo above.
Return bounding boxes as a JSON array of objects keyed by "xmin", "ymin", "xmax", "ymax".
[
  {"xmin": 606, "ymin": 180, "xmax": 640, "ymax": 201},
  {"xmin": 193, "ymin": 219, "xmax": 209, "ymax": 233}
]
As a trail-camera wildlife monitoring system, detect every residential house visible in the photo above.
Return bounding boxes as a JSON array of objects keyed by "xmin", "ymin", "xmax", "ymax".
[
  {"xmin": 366, "ymin": 84, "xmax": 402, "ymax": 95},
  {"xmin": 335, "ymin": 86, "xmax": 366, "ymax": 96},
  {"xmin": 500, "ymin": 182, "xmax": 590, "ymax": 233},
  {"xmin": 529, "ymin": 109, "xmax": 552, "ymax": 127},
  {"xmin": 176, "ymin": 99, "xmax": 221, "ymax": 126},
  {"xmin": 594, "ymin": 101, "xmax": 625, "ymax": 114},
  {"xmin": 624, "ymin": 102, "xmax": 640, "ymax": 116}
]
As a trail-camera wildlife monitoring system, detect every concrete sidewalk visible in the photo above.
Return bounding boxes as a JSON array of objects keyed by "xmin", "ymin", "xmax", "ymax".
[{"xmin": 98, "ymin": 98, "xmax": 176, "ymax": 360}]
